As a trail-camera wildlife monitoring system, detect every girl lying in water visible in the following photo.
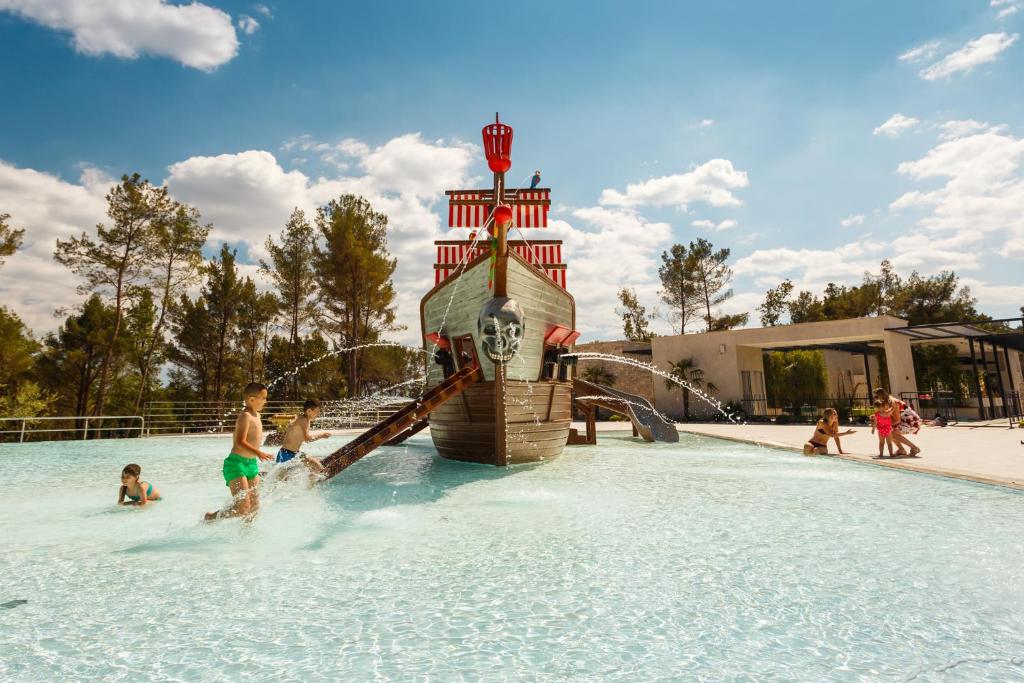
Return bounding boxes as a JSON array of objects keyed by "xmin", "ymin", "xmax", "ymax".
[{"xmin": 118, "ymin": 463, "xmax": 161, "ymax": 506}]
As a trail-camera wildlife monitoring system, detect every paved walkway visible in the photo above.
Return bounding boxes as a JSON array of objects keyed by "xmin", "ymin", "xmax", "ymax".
[{"xmin": 669, "ymin": 421, "xmax": 1024, "ymax": 491}]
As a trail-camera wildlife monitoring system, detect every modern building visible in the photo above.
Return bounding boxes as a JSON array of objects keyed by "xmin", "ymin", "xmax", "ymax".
[{"xmin": 577, "ymin": 316, "xmax": 1024, "ymax": 422}]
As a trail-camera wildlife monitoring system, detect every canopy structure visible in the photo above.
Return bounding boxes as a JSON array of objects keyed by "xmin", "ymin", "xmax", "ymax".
[{"xmin": 887, "ymin": 318, "xmax": 1024, "ymax": 422}]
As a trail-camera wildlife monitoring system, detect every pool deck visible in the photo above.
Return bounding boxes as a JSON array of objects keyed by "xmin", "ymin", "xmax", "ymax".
[
  {"xmin": 663, "ymin": 421, "xmax": 1024, "ymax": 491},
  {"xmin": 318, "ymin": 420, "xmax": 1024, "ymax": 490}
]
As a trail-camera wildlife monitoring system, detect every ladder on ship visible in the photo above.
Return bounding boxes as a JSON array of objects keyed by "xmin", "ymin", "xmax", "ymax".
[{"xmin": 320, "ymin": 363, "xmax": 483, "ymax": 480}]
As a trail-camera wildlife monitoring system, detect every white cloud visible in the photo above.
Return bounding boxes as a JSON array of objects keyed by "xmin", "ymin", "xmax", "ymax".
[
  {"xmin": 0, "ymin": 0, "xmax": 240, "ymax": 71},
  {"xmin": 899, "ymin": 40, "xmax": 940, "ymax": 63},
  {"xmin": 919, "ymin": 32, "xmax": 1019, "ymax": 81},
  {"xmin": 692, "ymin": 119, "xmax": 715, "ymax": 128},
  {"xmin": 547, "ymin": 209, "xmax": 672, "ymax": 338},
  {"xmin": 253, "ymin": 4, "xmax": 272, "ymax": 18},
  {"xmin": 890, "ymin": 126, "xmax": 1024, "ymax": 272},
  {"xmin": 1, "ymin": 134, "xmax": 479, "ymax": 343},
  {"xmin": 598, "ymin": 159, "xmax": 749, "ymax": 210},
  {"xmin": 937, "ymin": 119, "xmax": 1004, "ymax": 140},
  {"xmin": 840, "ymin": 214, "xmax": 865, "ymax": 227},
  {"xmin": 237, "ymin": 15, "xmax": 259, "ymax": 35},
  {"xmin": 992, "ymin": 0, "xmax": 1021, "ymax": 19},
  {"xmin": 691, "ymin": 218, "xmax": 737, "ymax": 232},
  {"xmin": 873, "ymin": 113, "xmax": 919, "ymax": 138},
  {"xmin": 0, "ymin": 162, "xmax": 110, "ymax": 333}
]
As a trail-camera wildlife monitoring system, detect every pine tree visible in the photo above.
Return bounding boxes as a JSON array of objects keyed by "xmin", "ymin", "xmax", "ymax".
[
  {"xmin": 0, "ymin": 212, "xmax": 25, "ymax": 268},
  {"xmin": 133, "ymin": 203, "xmax": 209, "ymax": 411},
  {"xmin": 658, "ymin": 244, "xmax": 701, "ymax": 334},
  {"xmin": 314, "ymin": 195, "xmax": 399, "ymax": 397},
  {"xmin": 53, "ymin": 174, "xmax": 171, "ymax": 415},
  {"xmin": 757, "ymin": 279, "xmax": 794, "ymax": 327},
  {"xmin": 686, "ymin": 238, "xmax": 746, "ymax": 332},
  {"xmin": 235, "ymin": 277, "xmax": 280, "ymax": 383},
  {"xmin": 203, "ymin": 244, "xmax": 243, "ymax": 402}
]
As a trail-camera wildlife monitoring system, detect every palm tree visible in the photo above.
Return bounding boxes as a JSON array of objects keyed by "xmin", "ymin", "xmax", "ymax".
[{"xmin": 665, "ymin": 357, "xmax": 717, "ymax": 420}]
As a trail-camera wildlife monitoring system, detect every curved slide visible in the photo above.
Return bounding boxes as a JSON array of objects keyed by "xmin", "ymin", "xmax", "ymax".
[{"xmin": 573, "ymin": 378, "xmax": 679, "ymax": 443}]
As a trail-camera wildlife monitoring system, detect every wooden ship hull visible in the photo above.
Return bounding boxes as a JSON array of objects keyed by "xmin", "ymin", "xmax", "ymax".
[{"xmin": 420, "ymin": 245, "xmax": 576, "ymax": 466}]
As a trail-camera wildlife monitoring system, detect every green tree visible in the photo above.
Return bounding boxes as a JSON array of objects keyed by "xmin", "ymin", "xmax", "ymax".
[
  {"xmin": 757, "ymin": 279, "xmax": 794, "ymax": 327},
  {"xmin": 664, "ymin": 357, "xmax": 717, "ymax": 420},
  {"xmin": 314, "ymin": 195, "xmax": 400, "ymax": 397},
  {"xmin": 0, "ymin": 382, "xmax": 55, "ymax": 421},
  {"xmin": 617, "ymin": 287, "xmax": 654, "ymax": 342},
  {"xmin": 0, "ymin": 306, "xmax": 39, "ymax": 400},
  {"xmin": 658, "ymin": 244, "xmax": 701, "ymax": 334},
  {"xmin": 53, "ymin": 174, "xmax": 171, "ymax": 415},
  {"xmin": 687, "ymin": 238, "xmax": 742, "ymax": 332},
  {"xmin": 260, "ymin": 208, "xmax": 317, "ymax": 391},
  {"xmin": 764, "ymin": 350, "xmax": 828, "ymax": 412},
  {"xmin": 0, "ymin": 212, "xmax": 25, "ymax": 268},
  {"xmin": 167, "ymin": 294, "xmax": 217, "ymax": 400},
  {"xmin": 710, "ymin": 312, "xmax": 750, "ymax": 331},
  {"xmin": 202, "ymin": 244, "xmax": 243, "ymax": 402},
  {"xmin": 913, "ymin": 343, "xmax": 967, "ymax": 400},
  {"xmin": 133, "ymin": 203, "xmax": 209, "ymax": 411},
  {"xmin": 235, "ymin": 277, "xmax": 280, "ymax": 384},
  {"xmin": 35, "ymin": 295, "xmax": 116, "ymax": 417}
]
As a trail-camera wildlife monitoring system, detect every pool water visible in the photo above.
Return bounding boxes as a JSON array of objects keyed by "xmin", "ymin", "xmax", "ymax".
[{"xmin": 1, "ymin": 432, "xmax": 1023, "ymax": 681}]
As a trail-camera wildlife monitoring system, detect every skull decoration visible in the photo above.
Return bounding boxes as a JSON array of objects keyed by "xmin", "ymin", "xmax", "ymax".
[{"xmin": 477, "ymin": 297, "xmax": 525, "ymax": 364}]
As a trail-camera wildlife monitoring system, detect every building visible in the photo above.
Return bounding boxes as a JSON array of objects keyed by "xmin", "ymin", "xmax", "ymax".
[{"xmin": 579, "ymin": 316, "xmax": 1024, "ymax": 422}]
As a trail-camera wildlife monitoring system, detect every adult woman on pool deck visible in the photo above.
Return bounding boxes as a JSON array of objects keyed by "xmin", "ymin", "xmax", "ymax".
[
  {"xmin": 803, "ymin": 408, "xmax": 855, "ymax": 455},
  {"xmin": 872, "ymin": 388, "xmax": 921, "ymax": 456}
]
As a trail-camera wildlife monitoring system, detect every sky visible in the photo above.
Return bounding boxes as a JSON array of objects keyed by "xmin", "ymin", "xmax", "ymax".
[{"xmin": 1, "ymin": 0, "xmax": 1022, "ymax": 345}]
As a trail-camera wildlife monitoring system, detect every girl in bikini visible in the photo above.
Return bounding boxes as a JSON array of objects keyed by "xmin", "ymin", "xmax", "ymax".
[
  {"xmin": 803, "ymin": 408, "xmax": 855, "ymax": 455},
  {"xmin": 118, "ymin": 463, "xmax": 161, "ymax": 506}
]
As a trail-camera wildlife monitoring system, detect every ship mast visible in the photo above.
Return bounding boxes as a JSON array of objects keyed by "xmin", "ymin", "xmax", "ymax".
[{"xmin": 482, "ymin": 113, "xmax": 514, "ymax": 465}]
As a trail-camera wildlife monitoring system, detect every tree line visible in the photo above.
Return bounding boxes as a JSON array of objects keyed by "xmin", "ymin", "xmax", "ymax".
[
  {"xmin": 616, "ymin": 237, "xmax": 748, "ymax": 342},
  {"xmin": 0, "ymin": 175, "xmax": 417, "ymax": 421}
]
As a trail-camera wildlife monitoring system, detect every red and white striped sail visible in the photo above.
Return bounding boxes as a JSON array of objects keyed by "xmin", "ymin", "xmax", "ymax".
[
  {"xmin": 447, "ymin": 189, "xmax": 550, "ymax": 228},
  {"xmin": 434, "ymin": 239, "xmax": 566, "ymax": 288}
]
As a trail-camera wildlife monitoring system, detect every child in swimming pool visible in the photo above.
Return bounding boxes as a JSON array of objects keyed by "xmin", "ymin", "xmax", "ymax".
[
  {"xmin": 871, "ymin": 399, "xmax": 895, "ymax": 458},
  {"xmin": 204, "ymin": 382, "xmax": 274, "ymax": 521},
  {"xmin": 276, "ymin": 398, "xmax": 330, "ymax": 479},
  {"xmin": 118, "ymin": 464, "xmax": 161, "ymax": 506}
]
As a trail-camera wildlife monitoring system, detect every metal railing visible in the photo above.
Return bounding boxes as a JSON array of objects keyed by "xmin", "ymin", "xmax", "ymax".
[
  {"xmin": 142, "ymin": 399, "xmax": 413, "ymax": 436},
  {"xmin": 740, "ymin": 396, "xmax": 873, "ymax": 424},
  {"xmin": 0, "ymin": 415, "xmax": 145, "ymax": 443},
  {"xmin": 899, "ymin": 391, "xmax": 957, "ymax": 424}
]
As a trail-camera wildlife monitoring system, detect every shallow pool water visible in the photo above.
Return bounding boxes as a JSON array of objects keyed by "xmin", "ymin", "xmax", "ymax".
[{"xmin": 1, "ymin": 432, "xmax": 1023, "ymax": 681}]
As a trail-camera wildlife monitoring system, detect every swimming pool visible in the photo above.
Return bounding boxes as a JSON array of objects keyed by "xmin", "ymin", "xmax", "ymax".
[{"xmin": 2, "ymin": 432, "xmax": 1023, "ymax": 680}]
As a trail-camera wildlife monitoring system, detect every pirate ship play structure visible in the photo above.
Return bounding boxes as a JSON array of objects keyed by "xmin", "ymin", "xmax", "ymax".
[{"xmin": 319, "ymin": 115, "xmax": 675, "ymax": 479}]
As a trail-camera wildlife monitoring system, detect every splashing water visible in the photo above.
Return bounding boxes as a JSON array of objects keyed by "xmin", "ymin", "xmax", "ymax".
[{"xmin": 564, "ymin": 352, "xmax": 746, "ymax": 425}]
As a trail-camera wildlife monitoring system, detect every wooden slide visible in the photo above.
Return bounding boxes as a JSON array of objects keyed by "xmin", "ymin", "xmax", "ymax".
[{"xmin": 319, "ymin": 364, "xmax": 482, "ymax": 480}]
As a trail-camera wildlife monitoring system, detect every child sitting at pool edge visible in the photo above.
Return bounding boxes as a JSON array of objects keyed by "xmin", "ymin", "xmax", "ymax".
[
  {"xmin": 204, "ymin": 382, "xmax": 274, "ymax": 521},
  {"xmin": 276, "ymin": 398, "xmax": 330, "ymax": 476},
  {"xmin": 118, "ymin": 463, "xmax": 161, "ymax": 505}
]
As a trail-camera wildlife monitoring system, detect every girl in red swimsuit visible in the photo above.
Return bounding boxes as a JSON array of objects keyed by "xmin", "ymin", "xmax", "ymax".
[{"xmin": 871, "ymin": 400, "xmax": 895, "ymax": 458}]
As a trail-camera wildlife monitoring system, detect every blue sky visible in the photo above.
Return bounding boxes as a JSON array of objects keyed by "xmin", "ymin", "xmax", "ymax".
[{"xmin": 1, "ymin": 0, "xmax": 1022, "ymax": 341}]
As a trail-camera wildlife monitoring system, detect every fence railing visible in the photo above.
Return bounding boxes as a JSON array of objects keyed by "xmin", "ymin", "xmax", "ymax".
[
  {"xmin": 899, "ymin": 391, "xmax": 957, "ymax": 423},
  {"xmin": 142, "ymin": 399, "xmax": 412, "ymax": 436},
  {"xmin": 0, "ymin": 415, "xmax": 144, "ymax": 443},
  {"xmin": 740, "ymin": 396, "xmax": 874, "ymax": 424}
]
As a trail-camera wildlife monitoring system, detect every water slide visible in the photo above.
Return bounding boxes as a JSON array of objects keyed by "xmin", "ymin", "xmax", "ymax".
[
  {"xmin": 319, "ymin": 364, "xmax": 482, "ymax": 480},
  {"xmin": 572, "ymin": 378, "xmax": 679, "ymax": 443}
]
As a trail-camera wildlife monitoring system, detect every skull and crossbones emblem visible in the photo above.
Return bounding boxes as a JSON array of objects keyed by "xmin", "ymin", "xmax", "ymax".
[{"xmin": 478, "ymin": 297, "xmax": 525, "ymax": 364}]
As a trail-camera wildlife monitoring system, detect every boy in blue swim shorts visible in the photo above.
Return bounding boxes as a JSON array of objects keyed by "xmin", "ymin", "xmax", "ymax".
[
  {"xmin": 204, "ymin": 383, "xmax": 274, "ymax": 521},
  {"xmin": 276, "ymin": 399, "xmax": 331, "ymax": 479}
]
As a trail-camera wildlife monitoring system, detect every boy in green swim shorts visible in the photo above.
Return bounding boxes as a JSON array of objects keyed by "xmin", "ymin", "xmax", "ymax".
[{"xmin": 204, "ymin": 382, "xmax": 274, "ymax": 521}]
